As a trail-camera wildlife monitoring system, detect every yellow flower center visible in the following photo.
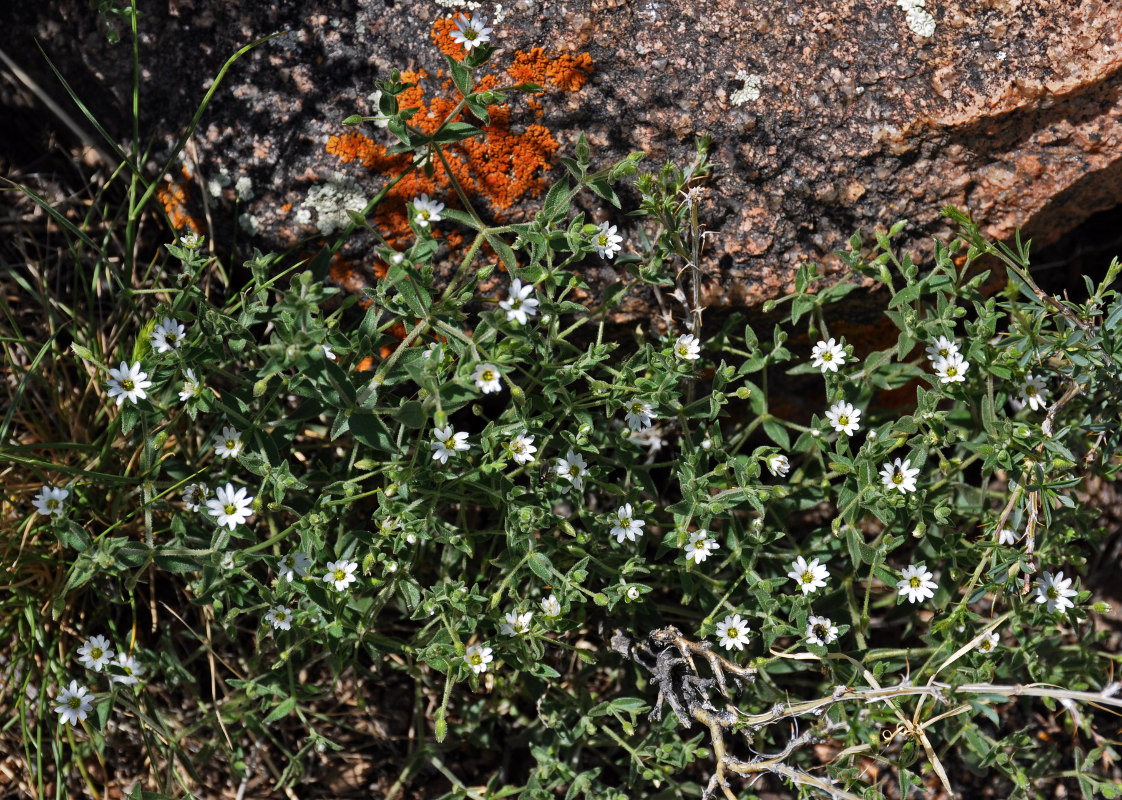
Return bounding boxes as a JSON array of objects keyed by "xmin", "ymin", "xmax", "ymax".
[
  {"xmin": 47, "ymin": 499, "xmax": 59, "ymax": 510},
  {"xmin": 893, "ymin": 472, "xmax": 904, "ymax": 484},
  {"xmin": 801, "ymin": 571, "xmax": 814, "ymax": 584},
  {"xmin": 470, "ymin": 653, "xmax": 482, "ymax": 665},
  {"xmin": 1047, "ymin": 587, "xmax": 1058, "ymax": 599},
  {"xmin": 1027, "ymin": 386, "xmax": 1037, "ymax": 396},
  {"xmin": 838, "ymin": 415, "xmax": 849, "ymax": 426},
  {"xmin": 598, "ymin": 234, "xmax": 608, "ymax": 246},
  {"xmin": 122, "ymin": 379, "xmax": 134, "ymax": 391},
  {"xmin": 225, "ymin": 504, "xmax": 236, "ymax": 515},
  {"xmin": 464, "ymin": 28, "xmax": 478, "ymax": 40},
  {"xmin": 910, "ymin": 577, "xmax": 922, "ymax": 588},
  {"xmin": 226, "ymin": 440, "xmax": 237, "ymax": 450},
  {"xmin": 334, "ymin": 570, "xmax": 346, "ymax": 582},
  {"xmin": 482, "ymin": 371, "xmax": 494, "ymax": 381},
  {"xmin": 91, "ymin": 648, "xmax": 102, "ymax": 659},
  {"xmin": 68, "ymin": 696, "xmax": 82, "ymax": 710}
]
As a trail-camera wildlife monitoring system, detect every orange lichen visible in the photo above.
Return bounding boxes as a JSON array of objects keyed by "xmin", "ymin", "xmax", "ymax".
[
  {"xmin": 431, "ymin": 18, "xmax": 465, "ymax": 61},
  {"xmin": 157, "ymin": 179, "xmax": 200, "ymax": 233},
  {"xmin": 507, "ymin": 48, "xmax": 593, "ymax": 92}
]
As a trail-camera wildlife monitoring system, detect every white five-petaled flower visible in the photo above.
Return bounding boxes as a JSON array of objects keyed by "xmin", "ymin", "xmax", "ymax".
[
  {"xmin": 805, "ymin": 615, "xmax": 839, "ymax": 647},
  {"xmin": 507, "ymin": 432, "xmax": 537, "ymax": 465},
  {"xmin": 555, "ymin": 450, "xmax": 589, "ymax": 492},
  {"xmin": 540, "ymin": 594, "xmax": 561, "ymax": 617},
  {"xmin": 624, "ymin": 399, "xmax": 657, "ymax": 432},
  {"xmin": 674, "ymin": 333, "xmax": 701, "ymax": 361},
  {"xmin": 767, "ymin": 454, "xmax": 790, "ymax": 477},
  {"xmin": 1033, "ymin": 570, "xmax": 1078, "ymax": 614},
  {"xmin": 880, "ymin": 457, "xmax": 920, "ymax": 494},
  {"xmin": 825, "ymin": 401, "xmax": 862, "ymax": 437},
  {"xmin": 265, "ymin": 605, "xmax": 293, "ymax": 631},
  {"xmin": 810, "ymin": 338, "xmax": 846, "ymax": 373},
  {"xmin": 206, "ymin": 482, "xmax": 254, "ymax": 530},
  {"xmin": 464, "ymin": 643, "xmax": 493, "ymax": 674},
  {"xmin": 150, "ymin": 317, "xmax": 186, "ymax": 353},
  {"xmin": 179, "ymin": 368, "xmax": 203, "ymax": 402},
  {"xmin": 933, "ymin": 352, "xmax": 969, "ymax": 384},
  {"xmin": 180, "ymin": 231, "xmax": 201, "ymax": 248},
  {"xmin": 998, "ymin": 528, "xmax": 1017, "ymax": 546},
  {"xmin": 976, "ymin": 631, "xmax": 999, "ymax": 654},
  {"xmin": 592, "ymin": 221, "xmax": 623, "ymax": 259},
  {"xmin": 1019, "ymin": 374, "xmax": 1049, "ymax": 412},
  {"xmin": 715, "ymin": 613, "xmax": 751, "ymax": 651},
  {"xmin": 450, "ymin": 13, "xmax": 493, "ymax": 51},
  {"xmin": 684, "ymin": 529, "xmax": 720, "ymax": 564},
  {"xmin": 33, "ymin": 485, "xmax": 69, "ymax": 517},
  {"xmin": 423, "ymin": 342, "xmax": 445, "ymax": 363},
  {"xmin": 610, "ymin": 503, "xmax": 646, "ymax": 544},
  {"xmin": 412, "ymin": 194, "xmax": 444, "ymax": 227},
  {"xmin": 77, "ymin": 635, "xmax": 114, "ymax": 672},
  {"xmin": 111, "ymin": 652, "xmax": 144, "ymax": 686},
  {"xmin": 323, "ymin": 559, "xmax": 359, "ymax": 592},
  {"xmin": 500, "ymin": 610, "xmax": 533, "ymax": 636},
  {"xmin": 925, "ymin": 335, "xmax": 959, "ymax": 363},
  {"xmin": 319, "ymin": 344, "xmax": 337, "ymax": 361},
  {"xmin": 431, "ymin": 425, "xmax": 470, "ymax": 464},
  {"xmin": 897, "ymin": 563, "xmax": 937, "ymax": 604},
  {"xmin": 788, "ymin": 556, "xmax": 830, "ymax": 595},
  {"xmin": 213, "ymin": 425, "xmax": 244, "ymax": 460},
  {"xmin": 182, "ymin": 483, "xmax": 207, "ymax": 512},
  {"xmin": 54, "ymin": 680, "xmax": 93, "ymax": 726},
  {"xmin": 499, "ymin": 278, "xmax": 539, "ymax": 325},
  {"xmin": 625, "ymin": 585, "xmax": 641, "ymax": 601},
  {"xmin": 279, "ymin": 551, "xmax": 311, "ymax": 582},
  {"xmin": 106, "ymin": 361, "xmax": 152, "ymax": 406},
  {"xmin": 472, "ymin": 363, "xmax": 503, "ymax": 394}
]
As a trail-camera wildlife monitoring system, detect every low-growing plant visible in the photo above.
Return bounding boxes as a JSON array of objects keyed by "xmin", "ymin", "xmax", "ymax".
[{"xmin": 3, "ymin": 7, "xmax": 1121, "ymax": 800}]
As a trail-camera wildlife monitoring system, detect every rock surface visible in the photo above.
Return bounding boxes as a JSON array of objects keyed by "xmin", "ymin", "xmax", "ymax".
[{"xmin": 3, "ymin": 0, "xmax": 1121, "ymax": 313}]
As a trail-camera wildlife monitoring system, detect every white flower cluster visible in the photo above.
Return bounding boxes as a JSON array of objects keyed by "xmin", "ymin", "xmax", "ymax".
[{"xmin": 55, "ymin": 634, "xmax": 145, "ymax": 726}]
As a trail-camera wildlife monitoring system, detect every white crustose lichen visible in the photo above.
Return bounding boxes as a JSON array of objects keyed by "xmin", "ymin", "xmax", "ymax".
[{"xmin": 730, "ymin": 70, "xmax": 762, "ymax": 106}]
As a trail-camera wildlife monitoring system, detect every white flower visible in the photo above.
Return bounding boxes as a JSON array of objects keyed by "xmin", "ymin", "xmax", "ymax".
[
  {"xmin": 788, "ymin": 556, "xmax": 830, "ymax": 595},
  {"xmin": 77, "ymin": 635, "xmax": 114, "ymax": 672},
  {"xmin": 933, "ymin": 352, "xmax": 969, "ymax": 384},
  {"xmin": 880, "ymin": 457, "xmax": 920, "ymax": 494},
  {"xmin": 610, "ymin": 503, "xmax": 646, "ymax": 543},
  {"xmin": 998, "ymin": 528, "xmax": 1017, "ymax": 546},
  {"xmin": 367, "ymin": 89, "xmax": 393, "ymax": 127},
  {"xmin": 540, "ymin": 594, "xmax": 561, "ymax": 617},
  {"xmin": 464, "ymin": 643, "xmax": 493, "ymax": 674},
  {"xmin": 106, "ymin": 361, "xmax": 152, "ymax": 406},
  {"xmin": 715, "ymin": 613, "xmax": 751, "ymax": 651},
  {"xmin": 213, "ymin": 425, "xmax": 244, "ymax": 460},
  {"xmin": 182, "ymin": 483, "xmax": 207, "ymax": 512},
  {"xmin": 805, "ymin": 615, "xmax": 839, "ymax": 646},
  {"xmin": 179, "ymin": 231, "xmax": 201, "ymax": 248},
  {"xmin": 319, "ymin": 344, "xmax": 337, "ymax": 361},
  {"xmin": 206, "ymin": 482, "xmax": 254, "ymax": 530},
  {"xmin": 684, "ymin": 529, "xmax": 720, "ymax": 564},
  {"xmin": 423, "ymin": 342, "xmax": 445, "ymax": 363},
  {"xmin": 431, "ymin": 425, "xmax": 470, "ymax": 464},
  {"xmin": 499, "ymin": 611, "xmax": 533, "ymax": 636},
  {"xmin": 592, "ymin": 221, "xmax": 623, "ymax": 259},
  {"xmin": 1033, "ymin": 570, "xmax": 1078, "ymax": 614},
  {"xmin": 925, "ymin": 336, "xmax": 959, "ymax": 363},
  {"xmin": 54, "ymin": 680, "xmax": 93, "ymax": 726},
  {"xmin": 810, "ymin": 338, "xmax": 846, "ymax": 373},
  {"xmin": 150, "ymin": 317, "xmax": 186, "ymax": 353},
  {"xmin": 825, "ymin": 401, "xmax": 862, "ymax": 436},
  {"xmin": 278, "ymin": 551, "xmax": 311, "ymax": 582},
  {"xmin": 450, "ymin": 13, "xmax": 493, "ymax": 51},
  {"xmin": 555, "ymin": 450, "xmax": 589, "ymax": 492},
  {"xmin": 33, "ymin": 485, "xmax": 69, "ymax": 517},
  {"xmin": 472, "ymin": 363, "xmax": 503, "ymax": 394},
  {"xmin": 897, "ymin": 563, "xmax": 937, "ymax": 604},
  {"xmin": 111, "ymin": 652, "xmax": 144, "ymax": 686},
  {"xmin": 1019, "ymin": 374, "xmax": 1049, "ymax": 412},
  {"xmin": 976, "ymin": 631, "xmax": 999, "ymax": 654},
  {"xmin": 628, "ymin": 425, "xmax": 666, "ymax": 464},
  {"xmin": 624, "ymin": 399, "xmax": 657, "ymax": 432},
  {"xmin": 265, "ymin": 605, "xmax": 293, "ymax": 631},
  {"xmin": 179, "ymin": 368, "xmax": 203, "ymax": 402},
  {"xmin": 323, "ymin": 559, "xmax": 359, "ymax": 592},
  {"xmin": 507, "ymin": 432, "xmax": 537, "ymax": 465},
  {"xmin": 625, "ymin": 586, "xmax": 641, "ymax": 601},
  {"xmin": 412, "ymin": 194, "xmax": 444, "ymax": 227},
  {"xmin": 499, "ymin": 278, "xmax": 538, "ymax": 325},
  {"xmin": 674, "ymin": 333, "xmax": 701, "ymax": 361},
  {"xmin": 766, "ymin": 454, "xmax": 790, "ymax": 477}
]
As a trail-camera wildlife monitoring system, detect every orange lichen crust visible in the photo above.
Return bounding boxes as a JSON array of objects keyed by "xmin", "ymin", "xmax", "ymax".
[
  {"xmin": 157, "ymin": 168, "xmax": 201, "ymax": 233},
  {"xmin": 507, "ymin": 48, "xmax": 593, "ymax": 92},
  {"xmin": 431, "ymin": 18, "xmax": 465, "ymax": 61}
]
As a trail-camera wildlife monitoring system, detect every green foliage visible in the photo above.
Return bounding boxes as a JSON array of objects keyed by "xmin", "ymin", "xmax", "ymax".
[{"xmin": 3, "ymin": 9, "xmax": 1121, "ymax": 800}]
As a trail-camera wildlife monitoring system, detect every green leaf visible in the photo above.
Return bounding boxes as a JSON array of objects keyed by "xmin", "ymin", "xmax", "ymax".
[
  {"xmin": 263, "ymin": 696, "xmax": 296, "ymax": 724},
  {"xmin": 527, "ymin": 552, "xmax": 553, "ymax": 582},
  {"xmin": 153, "ymin": 549, "xmax": 204, "ymax": 574},
  {"xmin": 485, "ymin": 231, "xmax": 518, "ymax": 272},
  {"xmin": 391, "ymin": 400, "xmax": 426, "ymax": 429},
  {"xmin": 59, "ymin": 521, "xmax": 92, "ymax": 551},
  {"xmin": 431, "ymin": 121, "xmax": 483, "ymax": 144},
  {"xmin": 445, "ymin": 55, "xmax": 473, "ymax": 96}
]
